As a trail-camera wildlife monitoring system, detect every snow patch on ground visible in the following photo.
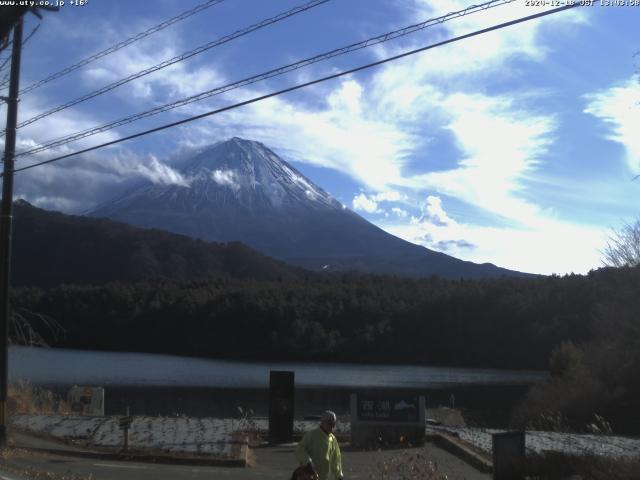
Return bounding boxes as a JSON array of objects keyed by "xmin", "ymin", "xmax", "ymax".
[
  {"xmin": 12, "ymin": 415, "xmax": 239, "ymax": 456},
  {"xmin": 13, "ymin": 415, "xmax": 639, "ymax": 460},
  {"xmin": 432, "ymin": 426, "xmax": 640, "ymax": 459}
]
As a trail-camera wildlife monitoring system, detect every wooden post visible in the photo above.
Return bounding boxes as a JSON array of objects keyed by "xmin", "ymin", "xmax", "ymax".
[{"xmin": 119, "ymin": 407, "xmax": 132, "ymax": 452}]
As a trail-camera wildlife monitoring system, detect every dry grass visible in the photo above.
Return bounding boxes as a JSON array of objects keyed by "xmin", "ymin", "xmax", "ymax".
[
  {"xmin": 0, "ymin": 448, "xmax": 95, "ymax": 480},
  {"xmin": 246, "ymin": 448, "xmax": 257, "ymax": 468},
  {"xmin": 425, "ymin": 407, "xmax": 466, "ymax": 428},
  {"xmin": 368, "ymin": 451, "xmax": 449, "ymax": 480},
  {"xmin": 7, "ymin": 380, "xmax": 70, "ymax": 415},
  {"xmin": 4, "ymin": 465, "xmax": 95, "ymax": 480}
]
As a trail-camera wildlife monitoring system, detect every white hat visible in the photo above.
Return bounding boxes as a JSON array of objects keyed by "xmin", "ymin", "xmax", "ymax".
[{"xmin": 321, "ymin": 410, "xmax": 337, "ymax": 424}]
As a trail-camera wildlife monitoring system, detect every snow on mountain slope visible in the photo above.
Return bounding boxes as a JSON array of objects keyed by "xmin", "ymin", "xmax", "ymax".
[{"xmin": 89, "ymin": 138, "xmax": 525, "ymax": 279}]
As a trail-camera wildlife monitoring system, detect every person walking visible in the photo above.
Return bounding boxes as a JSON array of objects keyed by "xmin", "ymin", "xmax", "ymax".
[{"xmin": 295, "ymin": 410, "xmax": 344, "ymax": 480}]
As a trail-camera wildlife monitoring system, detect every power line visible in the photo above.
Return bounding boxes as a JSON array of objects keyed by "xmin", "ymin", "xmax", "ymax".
[
  {"xmin": 20, "ymin": 22, "xmax": 40, "ymax": 47},
  {"xmin": 0, "ymin": 23, "xmax": 39, "ymax": 75},
  {"xmin": 8, "ymin": 3, "xmax": 581, "ymax": 177},
  {"xmin": 16, "ymin": 0, "xmax": 516, "ymax": 157},
  {"xmin": 0, "ymin": 57, "xmax": 10, "ymax": 75},
  {"xmin": 10, "ymin": 0, "xmax": 331, "ymax": 132},
  {"xmin": 0, "ymin": 0, "xmax": 227, "ymax": 93}
]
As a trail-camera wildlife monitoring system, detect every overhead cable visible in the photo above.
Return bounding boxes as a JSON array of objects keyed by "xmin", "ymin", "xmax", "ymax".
[
  {"xmin": 17, "ymin": 0, "xmax": 515, "ymax": 157},
  {"xmin": 1, "ymin": 0, "xmax": 227, "ymax": 93},
  {"xmin": 0, "ymin": 23, "xmax": 40, "ymax": 75},
  {"xmin": 7, "ymin": 3, "xmax": 581, "ymax": 176},
  {"xmin": 11, "ymin": 0, "xmax": 331, "ymax": 132}
]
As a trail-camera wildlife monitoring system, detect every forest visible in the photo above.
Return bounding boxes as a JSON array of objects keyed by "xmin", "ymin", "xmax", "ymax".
[{"xmin": 11, "ymin": 266, "xmax": 634, "ymax": 370}]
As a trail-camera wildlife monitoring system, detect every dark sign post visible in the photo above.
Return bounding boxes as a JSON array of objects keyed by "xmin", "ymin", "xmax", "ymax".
[
  {"xmin": 119, "ymin": 407, "xmax": 133, "ymax": 452},
  {"xmin": 350, "ymin": 393, "xmax": 425, "ymax": 448},
  {"xmin": 492, "ymin": 431, "xmax": 525, "ymax": 480},
  {"xmin": 268, "ymin": 370, "xmax": 294, "ymax": 444}
]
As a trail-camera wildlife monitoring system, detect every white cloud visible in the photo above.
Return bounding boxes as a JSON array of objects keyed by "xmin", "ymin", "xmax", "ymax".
[
  {"xmin": 239, "ymin": 82, "xmax": 414, "ymax": 191},
  {"xmin": 369, "ymin": 0, "xmax": 588, "ymax": 109},
  {"xmin": 407, "ymin": 0, "xmax": 588, "ymax": 69},
  {"xmin": 584, "ymin": 75, "xmax": 640, "ymax": 172},
  {"xmin": 381, "ymin": 187, "xmax": 608, "ymax": 275},
  {"xmin": 24, "ymin": 195, "xmax": 88, "ymax": 213},
  {"xmin": 327, "ymin": 80, "xmax": 363, "ymax": 116},
  {"xmin": 418, "ymin": 195, "xmax": 455, "ymax": 227},
  {"xmin": 211, "ymin": 169, "xmax": 239, "ymax": 190},
  {"xmin": 373, "ymin": 190, "xmax": 405, "ymax": 202},
  {"xmin": 409, "ymin": 92, "xmax": 555, "ymax": 226},
  {"xmin": 352, "ymin": 193, "xmax": 380, "ymax": 214},
  {"xmin": 392, "ymin": 207, "xmax": 408, "ymax": 218},
  {"xmin": 81, "ymin": 32, "xmax": 226, "ymax": 104},
  {"xmin": 13, "ymin": 92, "xmax": 121, "ymax": 158},
  {"xmin": 384, "ymin": 215, "xmax": 607, "ymax": 275},
  {"xmin": 109, "ymin": 154, "xmax": 190, "ymax": 186},
  {"xmin": 351, "ymin": 189, "xmax": 407, "ymax": 214}
]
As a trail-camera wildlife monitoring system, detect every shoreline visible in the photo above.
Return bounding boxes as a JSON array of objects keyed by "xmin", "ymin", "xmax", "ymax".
[{"xmin": 29, "ymin": 383, "xmax": 532, "ymax": 428}]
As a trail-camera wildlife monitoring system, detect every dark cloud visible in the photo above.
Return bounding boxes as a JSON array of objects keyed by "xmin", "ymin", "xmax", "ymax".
[
  {"xmin": 433, "ymin": 239, "xmax": 476, "ymax": 251},
  {"xmin": 12, "ymin": 147, "xmax": 195, "ymax": 214},
  {"xmin": 15, "ymin": 161, "xmax": 131, "ymax": 214},
  {"xmin": 419, "ymin": 234, "xmax": 476, "ymax": 252}
]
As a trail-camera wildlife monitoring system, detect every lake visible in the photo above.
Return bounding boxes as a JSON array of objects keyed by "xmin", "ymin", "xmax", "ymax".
[
  {"xmin": 10, "ymin": 346, "xmax": 546, "ymax": 388},
  {"xmin": 10, "ymin": 346, "xmax": 547, "ymax": 425}
]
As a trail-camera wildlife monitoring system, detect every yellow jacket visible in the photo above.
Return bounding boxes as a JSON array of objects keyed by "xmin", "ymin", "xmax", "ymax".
[{"xmin": 295, "ymin": 427, "xmax": 343, "ymax": 480}]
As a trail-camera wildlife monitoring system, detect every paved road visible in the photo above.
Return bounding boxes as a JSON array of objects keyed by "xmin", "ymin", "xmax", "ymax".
[{"xmin": 1, "ymin": 443, "xmax": 490, "ymax": 480}]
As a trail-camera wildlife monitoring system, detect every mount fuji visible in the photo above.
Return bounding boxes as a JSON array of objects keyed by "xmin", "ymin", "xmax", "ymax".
[{"xmin": 88, "ymin": 137, "xmax": 525, "ymax": 279}]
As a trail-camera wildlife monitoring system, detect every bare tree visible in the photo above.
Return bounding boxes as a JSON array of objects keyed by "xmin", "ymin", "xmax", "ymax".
[
  {"xmin": 602, "ymin": 218, "xmax": 640, "ymax": 267},
  {"xmin": 10, "ymin": 308, "xmax": 64, "ymax": 347}
]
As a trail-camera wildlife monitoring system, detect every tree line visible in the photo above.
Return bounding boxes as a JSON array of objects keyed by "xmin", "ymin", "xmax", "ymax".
[{"xmin": 11, "ymin": 267, "xmax": 629, "ymax": 370}]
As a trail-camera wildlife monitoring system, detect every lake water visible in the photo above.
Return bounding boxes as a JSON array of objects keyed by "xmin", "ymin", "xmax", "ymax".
[
  {"xmin": 10, "ymin": 346, "xmax": 546, "ymax": 388},
  {"xmin": 9, "ymin": 346, "xmax": 547, "ymax": 424}
]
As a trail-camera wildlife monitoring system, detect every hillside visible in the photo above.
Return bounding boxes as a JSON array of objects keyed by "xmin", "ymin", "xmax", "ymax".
[{"xmin": 11, "ymin": 200, "xmax": 304, "ymax": 287}]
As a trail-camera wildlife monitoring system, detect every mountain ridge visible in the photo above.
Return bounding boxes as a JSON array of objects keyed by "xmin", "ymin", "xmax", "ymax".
[
  {"xmin": 89, "ymin": 137, "xmax": 531, "ymax": 279},
  {"xmin": 11, "ymin": 199, "xmax": 305, "ymax": 288}
]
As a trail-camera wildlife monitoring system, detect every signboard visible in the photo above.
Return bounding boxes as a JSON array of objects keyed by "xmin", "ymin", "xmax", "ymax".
[
  {"xmin": 356, "ymin": 395, "xmax": 420, "ymax": 423},
  {"xmin": 118, "ymin": 416, "xmax": 133, "ymax": 428},
  {"xmin": 350, "ymin": 393, "xmax": 425, "ymax": 448},
  {"xmin": 68, "ymin": 386, "xmax": 105, "ymax": 416},
  {"xmin": 268, "ymin": 370, "xmax": 294, "ymax": 443}
]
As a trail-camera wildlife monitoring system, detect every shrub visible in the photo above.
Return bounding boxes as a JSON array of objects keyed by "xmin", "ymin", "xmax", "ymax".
[
  {"xmin": 369, "ymin": 451, "xmax": 448, "ymax": 480},
  {"xmin": 8, "ymin": 380, "xmax": 70, "ymax": 415}
]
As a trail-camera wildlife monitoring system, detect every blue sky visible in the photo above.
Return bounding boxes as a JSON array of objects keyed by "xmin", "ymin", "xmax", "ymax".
[{"xmin": 1, "ymin": 0, "xmax": 638, "ymax": 275}]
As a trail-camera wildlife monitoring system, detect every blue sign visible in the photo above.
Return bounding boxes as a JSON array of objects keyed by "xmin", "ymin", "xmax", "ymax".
[{"xmin": 357, "ymin": 395, "xmax": 419, "ymax": 422}]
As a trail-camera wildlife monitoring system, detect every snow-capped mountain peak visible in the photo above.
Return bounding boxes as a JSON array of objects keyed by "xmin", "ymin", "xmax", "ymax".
[{"xmin": 178, "ymin": 137, "xmax": 339, "ymax": 211}]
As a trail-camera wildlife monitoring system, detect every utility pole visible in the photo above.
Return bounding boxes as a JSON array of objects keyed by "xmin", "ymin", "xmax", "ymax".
[{"xmin": 0, "ymin": 16, "xmax": 23, "ymax": 447}]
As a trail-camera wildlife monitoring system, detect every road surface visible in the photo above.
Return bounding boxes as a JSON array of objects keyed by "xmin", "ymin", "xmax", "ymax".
[{"xmin": 0, "ymin": 442, "xmax": 490, "ymax": 480}]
